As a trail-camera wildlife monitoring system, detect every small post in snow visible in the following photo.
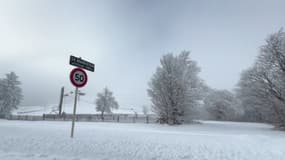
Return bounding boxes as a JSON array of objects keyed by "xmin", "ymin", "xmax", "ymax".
[
  {"xmin": 58, "ymin": 87, "xmax": 64, "ymax": 116},
  {"xmin": 71, "ymin": 87, "xmax": 78, "ymax": 138}
]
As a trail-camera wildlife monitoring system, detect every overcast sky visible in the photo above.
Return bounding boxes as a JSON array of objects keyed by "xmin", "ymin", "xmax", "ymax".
[{"xmin": 1, "ymin": 0, "xmax": 285, "ymax": 108}]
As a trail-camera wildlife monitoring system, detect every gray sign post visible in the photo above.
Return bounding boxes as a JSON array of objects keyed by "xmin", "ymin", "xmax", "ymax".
[{"xmin": 69, "ymin": 55, "xmax": 94, "ymax": 138}]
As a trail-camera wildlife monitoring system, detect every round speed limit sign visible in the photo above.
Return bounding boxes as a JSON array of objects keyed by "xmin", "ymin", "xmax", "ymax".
[{"xmin": 70, "ymin": 68, "xmax": 88, "ymax": 88}]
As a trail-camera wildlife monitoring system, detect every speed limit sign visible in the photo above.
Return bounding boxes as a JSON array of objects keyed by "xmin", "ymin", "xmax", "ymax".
[
  {"xmin": 69, "ymin": 56, "xmax": 94, "ymax": 138},
  {"xmin": 70, "ymin": 68, "xmax": 88, "ymax": 88}
]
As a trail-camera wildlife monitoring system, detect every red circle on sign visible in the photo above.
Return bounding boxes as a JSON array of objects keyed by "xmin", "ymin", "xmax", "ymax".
[{"xmin": 70, "ymin": 68, "xmax": 88, "ymax": 88}]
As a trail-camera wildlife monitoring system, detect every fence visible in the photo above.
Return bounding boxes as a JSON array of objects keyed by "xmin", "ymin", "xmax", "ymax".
[
  {"xmin": 7, "ymin": 115, "xmax": 43, "ymax": 121},
  {"xmin": 7, "ymin": 114, "xmax": 157, "ymax": 124}
]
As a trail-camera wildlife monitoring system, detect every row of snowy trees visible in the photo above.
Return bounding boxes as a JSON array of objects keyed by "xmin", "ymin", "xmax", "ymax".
[
  {"xmin": 236, "ymin": 29, "xmax": 285, "ymax": 127},
  {"xmin": 96, "ymin": 29, "xmax": 285, "ymax": 126},
  {"xmin": 148, "ymin": 29, "xmax": 285, "ymax": 126},
  {"xmin": 0, "ymin": 72, "xmax": 23, "ymax": 117},
  {"xmin": 147, "ymin": 51, "xmax": 244, "ymax": 124}
]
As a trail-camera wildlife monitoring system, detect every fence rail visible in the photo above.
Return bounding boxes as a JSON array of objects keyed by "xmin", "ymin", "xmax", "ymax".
[{"xmin": 6, "ymin": 114, "xmax": 157, "ymax": 124}]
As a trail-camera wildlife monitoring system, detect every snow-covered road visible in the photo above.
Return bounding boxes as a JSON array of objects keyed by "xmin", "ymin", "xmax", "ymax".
[{"xmin": 0, "ymin": 120, "xmax": 284, "ymax": 160}]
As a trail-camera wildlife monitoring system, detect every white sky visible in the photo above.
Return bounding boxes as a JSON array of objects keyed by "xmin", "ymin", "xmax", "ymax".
[{"xmin": 1, "ymin": 0, "xmax": 285, "ymax": 108}]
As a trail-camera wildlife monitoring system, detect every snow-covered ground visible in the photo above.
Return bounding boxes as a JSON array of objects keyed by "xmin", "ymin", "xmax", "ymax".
[{"xmin": 0, "ymin": 120, "xmax": 284, "ymax": 160}]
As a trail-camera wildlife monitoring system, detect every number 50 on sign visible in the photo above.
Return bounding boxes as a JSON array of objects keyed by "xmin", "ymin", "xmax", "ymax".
[{"xmin": 70, "ymin": 68, "xmax": 88, "ymax": 88}]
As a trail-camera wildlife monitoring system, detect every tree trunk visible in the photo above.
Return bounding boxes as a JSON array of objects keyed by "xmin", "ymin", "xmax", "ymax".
[{"xmin": 101, "ymin": 111, "xmax": 104, "ymax": 121}]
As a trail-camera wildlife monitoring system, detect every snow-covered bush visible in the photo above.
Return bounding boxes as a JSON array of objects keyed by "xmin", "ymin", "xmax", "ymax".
[{"xmin": 204, "ymin": 89, "xmax": 242, "ymax": 121}]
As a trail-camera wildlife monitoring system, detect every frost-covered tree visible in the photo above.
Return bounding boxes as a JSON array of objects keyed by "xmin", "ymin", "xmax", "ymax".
[
  {"xmin": 148, "ymin": 51, "xmax": 203, "ymax": 124},
  {"xmin": 0, "ymin": 72, "xmax": 23, "ymax": 117},
  {"xmin": 236, "ymin": 67, "xmax": 274, "ymax": 122},
  {"xmin": 204, "ymin": 89, "xmax": 242, "ymax": 121},
  {"xmin": 237, "ymin": 29, "xmax": 285, "ymax": 126},
  {"xmin": 0, "ymin": 79, "xmax": 5, "ymax": 116},
  {"xmin": 95, "ymin": 87, "xmax": 119, "ymax": 119}
]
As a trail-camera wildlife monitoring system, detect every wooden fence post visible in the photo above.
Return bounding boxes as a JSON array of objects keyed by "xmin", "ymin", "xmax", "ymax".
[{"xmin": 58, "ymin": 87, "xmax": 64, "ymax": 116}]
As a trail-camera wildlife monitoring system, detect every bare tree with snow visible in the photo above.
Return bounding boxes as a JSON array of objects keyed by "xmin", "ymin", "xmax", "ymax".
[
  {"xmin": 237, "ymin": 29, "xmax": 285, "ymax": 127},
  {"xmin": 148, "ymin": 51, "xmax": 203, "ymax": 124},
  {"xmin": 0, "ymin": 72, "xmax": 23, "ymax": 117},
  {"xmin": 95, "ymin": 87, "xmax": 119, "ymax": 120}
]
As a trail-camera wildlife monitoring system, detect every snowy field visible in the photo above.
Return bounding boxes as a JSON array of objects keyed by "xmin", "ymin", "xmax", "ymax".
[
  {"xmin": 0, "ymin": 120, "xmax": 285, "ymax": 160},
  {"xmin": 13, "ymin": 101, "xmax": 142, "ymax": 116}
]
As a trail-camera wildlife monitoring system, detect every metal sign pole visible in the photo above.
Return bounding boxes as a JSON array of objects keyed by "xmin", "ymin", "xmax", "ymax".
[{"xmin": 71, "ymin": 87, "xmax": 79, "ymax": 138}]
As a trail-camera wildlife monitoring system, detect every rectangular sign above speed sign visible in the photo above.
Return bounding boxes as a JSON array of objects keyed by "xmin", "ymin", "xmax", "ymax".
[{"xmin": 69, "ymin": 55, "xmax": 95, "ymax": 72}]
